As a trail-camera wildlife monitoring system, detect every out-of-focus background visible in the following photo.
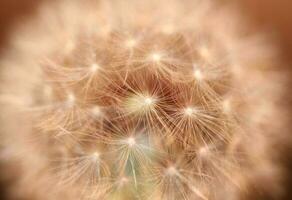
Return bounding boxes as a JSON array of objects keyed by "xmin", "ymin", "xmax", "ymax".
[
  {"xmin": 0, "ymin": 0, "xmax": 291, "ymax": 59},
  {"xmin": 0, "ymin": 0, "xmax": 291, "ymax": 199}
]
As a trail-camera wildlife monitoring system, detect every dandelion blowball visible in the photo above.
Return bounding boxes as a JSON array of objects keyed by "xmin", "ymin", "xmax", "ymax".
[{"xmin": 0, "ymin": 0, "xmax": 288, "ymax": 200}]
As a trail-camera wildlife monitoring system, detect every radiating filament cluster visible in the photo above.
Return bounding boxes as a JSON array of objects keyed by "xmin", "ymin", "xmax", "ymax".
[{"xmin": 33, "ymin": 28, "xmax": 240, "ymax": 199}]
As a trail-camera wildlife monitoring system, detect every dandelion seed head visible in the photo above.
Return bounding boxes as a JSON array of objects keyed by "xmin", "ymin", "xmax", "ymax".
[{"xmin": 0, "ymin": 0, "xmax": 286, "ymax": 199}]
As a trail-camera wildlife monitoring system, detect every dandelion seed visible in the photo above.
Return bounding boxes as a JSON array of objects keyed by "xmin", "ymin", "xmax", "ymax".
[
  {"xmin": 118, "ymin": 177, "xmax": 129, "ymax": 187},
  {"xmin": 64, "ymin": 40, "xmax": 75, "ymax": 53},
  {"xmin": 222, "ymin": 98, "xmax": 231, "ymax": 113},
  {"xmin": 66, "ymin": 93, "xmax": 75, "ymax": 107},
  {"xmin": 149, "ymin": 52, "xmax": 162, "ymax": 62},
  {"xmin": 198, "ymin": 146, "xmax": 209, "ymax": 158},
  {"xmin": 90, "ymin": 63, "xmax": 100, "ymax": 73},
  {"xmin": 43, "ymin": 85, "xmax": 53, "ymax": 100},
  {"xmin": 125, "ymin": 38, "xmax": 137, "ymax": 48},
  {"xmin": 125, "ymin": 94, "xmax": 157, "ymax": 114},
  {"xmin": 199, "ymin": 46, "xmax": 210, "ymax": 59},
  {"xmin": 166, "ymin": 166, "xmax": 178, "ymax": 176},
  {"xmin": 184, "ymin": 107, "xmax": 196, "ymax": 116},
  {"xmin": 91, "ymin": 106, "xmax": 102, "ymax": 116},
  {"xmin": 139, "ymin": 95, "xmax": 157, "ymax": 111},
  {"xmin": 193, "ymin": 69, "xmax": 204, "ymax": 81},
  {"xmin": 144, "ymin": 97, "xmax": 154, "ymax": 105},
  {"xmin": 161, "ymin": 24, "xmax": 175, "ymax": 34},
  {"xmin": 189, "ymin": 185, "xmax": 208, "ymax": 200},
  {"xmin": 91, "ymin": 151, "xmax": 100, "ymax": 162},
  {"xmin": 126, "ymin": 137, "xmax": 136, "ymax": 147}
]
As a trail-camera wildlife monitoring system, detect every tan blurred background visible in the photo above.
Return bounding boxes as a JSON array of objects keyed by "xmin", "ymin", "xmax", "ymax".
[
  {"xmin": 239, "ymin": 0, "xmax": 292, "ymax": 61},
  {"xmin": 0, "ymin": 0, "xmax": 292, "ymax": 59},
  {"xmin": 0, "ymin": 0, "xmax": 291, "ymax": 199}
]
